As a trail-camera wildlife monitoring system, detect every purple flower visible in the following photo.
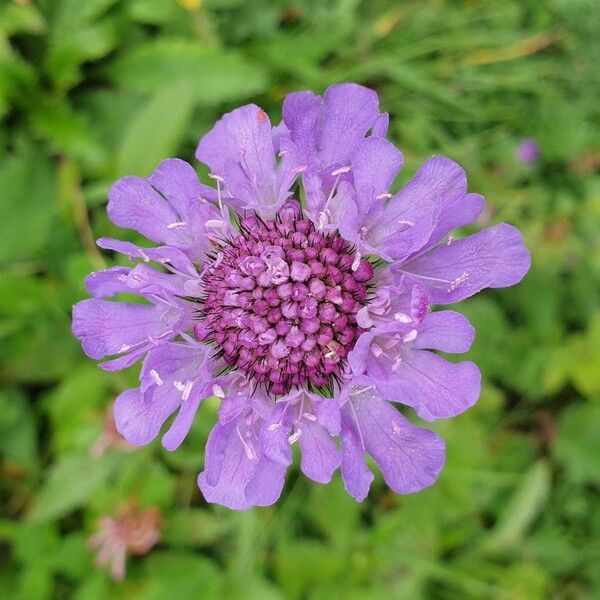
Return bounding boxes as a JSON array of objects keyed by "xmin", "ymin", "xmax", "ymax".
[
  {"xmin": 516, "ymin": 138, "xmax": 539, "ymax": 165},
  {"xmin": 73, "ymin": 83, "xmax": 531, "ymax": 510}
]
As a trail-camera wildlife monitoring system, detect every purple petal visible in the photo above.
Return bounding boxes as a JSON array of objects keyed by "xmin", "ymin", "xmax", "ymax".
[
  {"xmin": 400, "ymin": 223, "xmax": 531, "ymax": 303},
  {"xmin": 319, "ymin": 83, "xmax": 381, "ymax": 166},
  {"xmin": 382, "ymin": 349, "xmax": 481, "ymax": 421},
  {"xmin": 281, "ymin": 91, "xmax": 322, "ymax": 165},
  {"xmin": 244, "ymin": 457, "xmax": 287, "ymax": 507},
  {"xmin": 72, "ymin": 299, "xmax": 176, "ymax": 360},
  {"xmin": 371, "ymin": 112, "xmax": 389, "ymax": 137},
  {"xmin": 195, "ymin": 104, "xmax": 293, "ymax": 214},
  {"xmin": 198, "ymin": 419, "xmax": 257, "ymax": 511},
  {"xmin": 340, "ymin": 405, "xmax": 374, "ymax": 502},
  {"xmin": 113, "ymin": 387, "xmax": 179, "ymax": 447},
  {"xmin": 107, "ymin": 176, "xmax": 179, "ymax": 244},
  {"xmin": 348, "ymin": 388, "xmax": 446, "ymax": 494},
  {"xmin": 298, "ymin": 420, "xmax": 341, "ymax": 484},
  {"xmin": 312, "ymin": 396, "xmax": 341, "ymax": 436},
  {"xmin": 413, "ymin": 310, "xmax": 475, "ymax": 353},
  {"xmin": 362, "ymin": 157, "xmax": 459, "ymax": 260},
  {"xmin": 96, "ymin": 238, "xmax": 197, "ymax": 277},
  {"xmin": 162, "ymin": 396, "xmax": 202, "ymax": 452},
  {"xmin": 196, "ymin": 104, "xmax": 274, "ymax": 177},
  {"xmin": 147, "ymin": 158, "xmax": 217, "ymax": 215},
  {"xmin": 405, "ymin": 156, "xmax": 483, "ymax": 254},
  {"xmin": 85, "ymin": 267, "xmax": 131, "ymax": 298},
  {"xmin": 424, "ymin": 192, "xmax": 484, "ymax": 253},
  {"xmin": 351, "ymin": 137, "xmax": 403, "ymax": 214}
]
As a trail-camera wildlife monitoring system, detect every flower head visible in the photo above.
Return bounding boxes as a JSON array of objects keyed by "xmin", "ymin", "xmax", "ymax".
[
  {"xmin": 516, "ymin": 138, "xmax": 539, "ymax": 165},
  {"xmin": 88, "ymin": 504, "xmax": 161, "ymax": 580},
  {"xmin": 73, "ymin": 83, "xmax": 531, "ymax": 509}
]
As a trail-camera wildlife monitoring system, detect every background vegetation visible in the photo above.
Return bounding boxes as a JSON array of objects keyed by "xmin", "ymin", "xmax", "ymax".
[{"xmin": 1, "ymin": 0, "xmax": 599, "ymax": 598}]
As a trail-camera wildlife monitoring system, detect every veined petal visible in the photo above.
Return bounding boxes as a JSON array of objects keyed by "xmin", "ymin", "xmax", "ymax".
[
  {"xmin": 319, "ymin": 83, "xmax": 382, "ymax": 166},
  {"xmin": 413, "ymin": 310, "xmax": 475, "ymax": 353},
  {"xmin": 198, "ymin": 419, "xmax": 257, "ymax": 511},
  {"xmin": 381, "ymin": 349, "xmax": 481, "ymax": 421},
  {"xmin": 72, "ymin": 299, "xmax": 177, "ymax": 360},
  {"xmin": 351, "ymin": 137, "xmax": 403, "ymax": 213},
  {"xmin": 340, "ymin": 403, "xmax": 374, "ymax": 502},
  {"xmin": 400, "ymin": 223, "xmax": 531, "ymax": 304},
  {"xmin": 347, "ymin": 387, "xmax": 446, "ymax": 493},
  {"xmin": 85, "ymin": 267, "xmax": 131, "ymax": 298},
  {"xmin": 147, "ymin": 158, "xmax": 217, "ymax": 215},
  {"xmin": 107, "ymin": 176, "xmax": 179, "ymax": 244},
  {"xmin": 298, "ymin": 420, "xmax": 341, "ymax": 484},
  {"xmin": 113, "ymin": 387, "xmax": 179, "ymax": 447}
]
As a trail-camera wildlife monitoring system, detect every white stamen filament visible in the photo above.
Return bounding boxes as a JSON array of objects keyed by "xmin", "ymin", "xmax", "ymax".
[
  {"xmin": 394, "ymin": 312, "xmax": 412, "ymax": 323},
  {"xmin": 149, "ymin": 369, "xmax": 163, "ymax": 386},
  {"xmin": 403, "ymin": 329, "xmax": 418, "ymax": 343}
]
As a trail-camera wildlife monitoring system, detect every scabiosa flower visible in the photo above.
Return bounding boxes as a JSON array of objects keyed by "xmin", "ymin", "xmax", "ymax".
[
  {"xmin": 73, "ymin": 83, "xmax": 531, "ymax": 509},
  {"xmin": 516, "ymin": 138, "xmax": 539, "ymax": 165},
  {"xmin": 88, "ymin": 504, "xmax": 161, "ymax": 580}
]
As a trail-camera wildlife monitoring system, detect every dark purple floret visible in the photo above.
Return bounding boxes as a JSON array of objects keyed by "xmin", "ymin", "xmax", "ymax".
[{"xmin": 195, "ymin": 208, "xmax": 373, "ymax": 395}]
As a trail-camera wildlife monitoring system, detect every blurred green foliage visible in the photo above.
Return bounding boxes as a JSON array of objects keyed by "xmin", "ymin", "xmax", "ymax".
[{"xmin": 1, "ymin": 0, "xmax": 599, "ymax": 598}]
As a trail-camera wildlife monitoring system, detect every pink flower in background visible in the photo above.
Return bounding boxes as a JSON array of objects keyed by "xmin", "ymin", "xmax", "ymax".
[
  {"xmin": 73, "ymin": 83, "xmax": 531, "ymax": 509},
  {"xmin": 516, "ymin": 138, "xmax": 539, "ymax": 165},
  {"xmin": 88, "ymin": 504, "xmax": 161, "ymax": 581}
]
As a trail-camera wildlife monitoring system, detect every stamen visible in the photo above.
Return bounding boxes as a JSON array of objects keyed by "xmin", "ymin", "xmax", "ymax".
[
  {"xmin": 394, "ymin": 312, "xmax": 412, "ymax": 323},
  {"xmin": 149, "ymin": 369, "xmax": 163, "ymax": 386},
  {"xmin": 403, "ymin": 329, "xmax": 418, "ymax": 343},
  {"xmin": 330, "ymin": 165, "xmax": 351, "ymax": 176}
]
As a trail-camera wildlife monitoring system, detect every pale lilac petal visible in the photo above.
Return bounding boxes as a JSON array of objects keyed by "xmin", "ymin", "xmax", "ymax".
[
  {"xmin": 113, "ymin": 387, "xmax": 179, "ymax": 446},
  {"xmin": 260, "ymin": 403, "xmax": 293, "ymax": 466},
  {"xmin": 147, "ymin": 158, "xmax": 217, "ymax": 214},
  {"xmin": 195, "ymin": 104, "xmax": 293, "ymax": 214},
  {"xmin": 340, "ymin": 404, "xmax": 374, "ymax": 501},
  {"xmin": 85, "ymin": 267, "xmax": 131, "ymax": 298},
  {"xmin": 244, "ymin": 458, "xmax": 287, "ymax": 507},
  {"xmin": 319, "ymin": 83, "xmax": 381, "ymax": 166},
  {"xmin": 107, "ymin": 176, "xmax": 179, "ymax": 243},
  {"xmin": 381, "ymin": 349, "xmax": 481, "ymax": 421},
  {"xmin": 371, "ymin": 112, "xmax": 389, "ymax": 137},
  {"xmin": 350, "ymin": 391, "xmax": 446, "ymax": 493},
  {"xmin": 281, "ymin": 91, "xmax": 322, "ymax": 165},
  {"xmin": 312, "ymin": 396, "xmax": 341, "ymax": 436},
  {"xmin": 99, "ymin": 347, "xmax": 149, "ymax": 371},
  {"xmin": 424, "ymin": 192, "xmax": 484, "ymax": 252},
  {"xmin": 363, "ymin": 157, "xmax": 461, "ymax": 260},
  {"xmin": 298, "ymin": 421, "xmax": 341, "ymax": 484},
  {"xmin": 400, "ymin": 223, "xmax": 531, "ymax": 303},
  {"xmin": 196, "ymin": 104, "xmax": 274, "ymax": 177},
  {"xmin": 72, "ymin": 299, "xmax": 176, "ymax": 360},
  {"xmin": 413, "ymin": 310, "xmax": 475, "ymax": 353},
  {"xmin": 351, "ymin": 137, "xmax": 403, "ymax": 205},
  {"xmin": 198, "ymin": 420, "xmax": 256, "ymax": 511},
  {"xmin": 96, "ymin": 238, "xmax": 197, "ymax": 277},
  {"xmin": 162, "ymin": 396, "xmax": 202, "ymax": 451}
]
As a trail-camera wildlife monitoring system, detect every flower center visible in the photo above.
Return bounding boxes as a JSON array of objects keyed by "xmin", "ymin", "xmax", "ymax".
[{"xmin": 196, "ymin": 210, "xmax": 374, "ymax": 395}]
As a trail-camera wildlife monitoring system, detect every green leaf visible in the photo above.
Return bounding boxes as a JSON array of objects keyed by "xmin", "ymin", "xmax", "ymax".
[
  {"xmin": 483, "ymin": 460, "xmax": 551, "ymax": 552},
  {"xmin": 107, "ymin": 40, "xmax": 269, "ymax": 105},
  {"xmin": 0, "ymin": 142, "xmax": 57, "ymax": 263},
  {"xmin": 554, "ymin": 403, "xmax": 600, "ymax": 485},
  {"xmin": 28, "ymin": 453, "xmax": 117, "ymax": 523},
  {"xmin": 117, "ymin": 81, "xmax": 195, "ymax": 176}
]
